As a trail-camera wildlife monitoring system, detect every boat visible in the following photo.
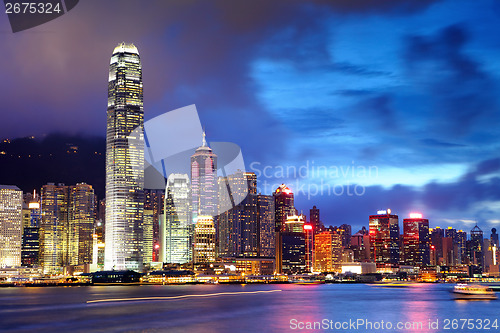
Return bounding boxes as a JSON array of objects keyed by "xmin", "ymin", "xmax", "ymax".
[
  {"xmin": 289, "ymin": 275, "xmax": 325, "ymax": 285},
  {"xmin": 451, "ymin": 284, "xmax": 497, "ymax": 300}
]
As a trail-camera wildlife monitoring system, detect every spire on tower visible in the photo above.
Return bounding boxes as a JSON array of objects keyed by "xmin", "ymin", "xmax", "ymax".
[{"xmin": 202, "ymin": 130, "xmax": 207, "ymax": 147}]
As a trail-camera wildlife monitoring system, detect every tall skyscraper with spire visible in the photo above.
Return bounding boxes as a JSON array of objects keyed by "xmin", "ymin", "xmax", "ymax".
[
  {"xmin": 105, "ymin": 43, "xmax": 144, "ymax": 271},
  {"xmin": 190, "ymin": 132, "xmax": 217, "ymax": 223}
]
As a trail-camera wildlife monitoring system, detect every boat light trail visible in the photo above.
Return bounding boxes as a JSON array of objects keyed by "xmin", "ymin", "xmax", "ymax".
[{"xmin": 87, "ymin": 289, "xmax": 282, "ymax": 304}]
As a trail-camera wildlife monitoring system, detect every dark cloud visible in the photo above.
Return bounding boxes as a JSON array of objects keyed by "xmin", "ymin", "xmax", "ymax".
[
  {"xmin": 332, "ymin": 62, "xmax": 391, "ymax": 77},
  {"xmin": 420, "ymin": 138, "xmax": 466, "ymax": 148},
  {"xmin": 422, "ymin": 163, "xmax": 500, "ymax": 212},
  {"xmin": 404, "ymin": 23, "xmax": 500, "ymax": 138},
  {"xmin": 474, "ymin": 157, "xmax": 500, "ymax": 176},
  {"xmin": 334, "ymin": 89, "xmax": 374, "ymax": 97},
  {"xmin": 356, "ymin": 94, "xmax": 397, "ymax": 129},
  {"xmin": 274, "ymin": 108, "xmax": 345, "ymax": 134}
]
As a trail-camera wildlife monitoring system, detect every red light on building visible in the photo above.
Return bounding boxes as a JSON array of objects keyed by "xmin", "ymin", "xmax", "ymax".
[
  {"xmin": 154, "ymin": 244, "xmax": 160, "ymax": 249},
  {"xmin": 304, "ymin": 224, "xmax": 313, "ymax": 231},
  {"xmin": 409, "ymin": 213, "xmax": 423, "ymax": 219}
]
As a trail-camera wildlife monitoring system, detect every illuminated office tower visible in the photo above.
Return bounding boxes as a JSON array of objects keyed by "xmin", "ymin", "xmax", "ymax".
[
  {"xmin": 217, "ymin": 171, "xmax": 258, "ymax": 257},
  {"xmin": 492, "ymin": 228, "xmax": 499, "ymax": 248},
  {"xmin": 191, "ymin": 132, "xmax": 217, "ymax": 223},
  {"xmin": 281, "ymin": 222, "xmax": 307, "ymax": 275},
  {"xmin": 273, "ymin": 184, "xmax": 295, "ymax": 273},
  {"xmin": 284, "ymin": 215, "xmax": 306, "ymax": 233},
  {"xmin": 0, "ymin": 185, "xmax": 23, "ymax": 267},
  {"xmin": 430, "ymin": 227, "xmax": 444, "ymax": 265},
  {"xmin": 443, "ymin": 227, "xmax": 460, "ymax": 265},
  {"xmin": 402, "ymin": 213, "xmax": 430, "ymax": 267},
  {"xmin": 105, "ymin": 42, "xmax": 144, "ymax": 271},
  {"xmin": 369, "ymin": 209, "xmax": 399, "ymax": 266},
  {"xmin": 274, "ymin": 184, "xmax": 295, "ymax": 232},
  {"xmin": 68, "ymin": 183, "xmax": 95, "ymax": 266},
  {"xmin": 339, "ymin": 224, "xmax": 352, "ymax": 247},
  {"xmin": 21, "ymin": 194, "xmax": 41, "ymax": 267},
  {"xmin": 310, "ymin": 206, "xmax": 322, "ymax": 234},
  {"xmin": 143, "ymin": 209, "xmax": 154, "ymax": 264},
  {"xmin": 470, "ymin": 224, "xmax": 484, "ymax": 272},
  {"xmin": 351, "ymin": 231, "xmax": 371, "ymax": 262},
  {"xmin": 40, "ymin": 183, "xmax": 69, "ymax": 273},
  {"xmin": 456, "ymin": 230, "xmax": 467, "ymax": 264},
  {"xmin": 313, "ymin": 230, "xmax": 342, "ymax": 273},
  {"xmin": 164, "ymin": 174, "xmax": 192, "ymax": 264},
  {"xmin": 193, "ymin": 216, "xmax": 216, "ymax": 263},
  {"xmin": 257, "ymin": 194, "xmax": 275, "ymax": 257},
  {"xmin": 280, "ymin": 215, "xmax": 308, "ymax": 274},
  {"xmin": 144, "ymin": 189, "xmax": 164, "ymax": 262}
]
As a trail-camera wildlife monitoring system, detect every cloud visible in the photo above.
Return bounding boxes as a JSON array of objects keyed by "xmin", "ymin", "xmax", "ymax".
[
  {"xmin": 404, "ymin": 23, "xmax": 500, "ymax": 138},
  {"xmin": 475, "ymin": 157, "xmax": 500, "ymax": 176},
  {"xmin": 420, "ymin": 138, "xmax": 466, "ymax": 148}
]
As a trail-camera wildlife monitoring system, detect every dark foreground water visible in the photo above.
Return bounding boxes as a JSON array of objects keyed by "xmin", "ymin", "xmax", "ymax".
[{"xmin": 1, "ymin": 283, "xmax": 499, "ymax": 332}]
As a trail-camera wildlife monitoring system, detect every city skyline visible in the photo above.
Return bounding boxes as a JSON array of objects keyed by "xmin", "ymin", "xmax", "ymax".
[
  {"xmin": 1, "ymin": 3, "xmax": 500, "ymax": 332},
  {"xmin": 0, "ymin": 0, "xmax": 499, "ymax": 233}
]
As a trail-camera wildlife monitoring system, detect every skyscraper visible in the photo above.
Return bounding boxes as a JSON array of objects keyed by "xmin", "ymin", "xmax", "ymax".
[
  {"xmin": 143, "ymin": 209, "xmax": 154, "ymax": 264},
  {"xmin": 68, "ymin": 183, "xmax": 95, "ymax": 266},
  {"xmin": 430, "ymin": 227, "xmax": 444, "ymax": 265},
  {"xmin": 273, "ymin": 184, "xmax": 295, "ymax": 273},
  {"xmin": 339, "ymin": 224, "xmax": 352, "ymax": 248},
  {"xmin": 191, "ymin": 132, "xmax": 217, "ymax": 223},
  {"xmin": 105, "ymin": 43, "xmax": 144, "ymax": 271},
  {"xmin": 193, "ymin": 216, "xmax": 216, "ymax": 264},
  {"xmin": 491, "ymin": 228, "xmax": 499, "ymax": 248},
  {"xmin": 0, "ymin": 185, "xmax": 22, "ymax": 267},
  {"xmin": 257, "ymin": 194, "xmax": 275, "ymax": 258},
  {"xmin": 314, "ymin": 230, "xmax": 342, "ymax": 273},
  {"xmin": 40, "ymin": 183, "xmax": 69, "ymax": 274},
  {"xmin": 40, "ymin": 183, "xmax": 95, "ymax": 273},
  {"xmin": 456, "ymin": 230, "xmax": 467, "ymax": 264},
  {"xmin": 310, "ymin": 206, "xmax": 321, "ymax": 234},
  {"xmin": 274, "ymin": 184, "xmax": 295, "ymax": 233},
  {"xmin": 164, "ymin": 174, "xmax": 192, "ymax": 264},
  {"xmin": 144, "ymin": 189, "xmax": 164, "ymax": 262},
  {"xmin": 402, "ymin": 213, "xmax": 430, "ymax": 267},
  {"xmin": 470, "ymin": 224, "xmax": 484, "ymax": 272},
  {"xmin": 21, "ymin": 192, "xmax": 41, "ymax": 267},
  {"xmin": 369, "ymin": 209, "xmax": 399, "ymax": 266}
]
